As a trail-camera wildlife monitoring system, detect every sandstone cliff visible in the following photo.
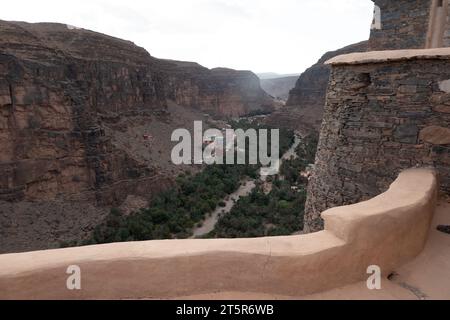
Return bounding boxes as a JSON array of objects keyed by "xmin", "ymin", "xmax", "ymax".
[
  {"xmin": 161, "ymin": 62, "xmax": 274, "ymax": 118},
  {"xmin": 0, "ymin": 20, "xmax": 169, "ymax": 205},
  {"xmin": 265, "ymin": 41, "xmax": 368, "ymax": 134},
  {"xmin": 0, "ymin": 20, "xmax": 273, "ymax": 252}
]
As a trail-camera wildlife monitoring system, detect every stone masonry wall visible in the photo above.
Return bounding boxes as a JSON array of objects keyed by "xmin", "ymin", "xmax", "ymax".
[
  {"xmin": 305, "ymin": 58, "xmax": 450, "ymax": 232},
  {"xmin": 369, "ymin": 0, "xmax": 432, "ymax": 50}
]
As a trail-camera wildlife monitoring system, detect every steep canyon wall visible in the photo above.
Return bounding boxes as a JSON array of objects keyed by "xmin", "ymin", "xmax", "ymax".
[{"xmin": 0, "ymin": 20, "xmax": 274, "ymax": 252}]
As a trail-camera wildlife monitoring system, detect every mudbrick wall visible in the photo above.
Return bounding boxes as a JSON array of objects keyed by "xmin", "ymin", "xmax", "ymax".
[
  {"xmin": 160, "ymin": 62, "xmax": 274, "ymax": 118},
  {"xmin": 305, "ymin": 51, "xmax": 450, "ymax": 232},
  {"xmin": 369, "ymin": 0, "xmax": 433, "ymax": 50}
]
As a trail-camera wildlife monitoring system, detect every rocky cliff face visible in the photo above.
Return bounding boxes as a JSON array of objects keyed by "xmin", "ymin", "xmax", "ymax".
[
  {"xmin": 265, "ymin": 41, "xmax": 368, "ymax": 134},
  {"xmin": 0, "ymin": 20, "xmax": 273, "ymax": 252},
  {"xmin": 161, "ymin": 62, "xmax": 274, "ymax": 118},
  {"xmin": 1, "ymin": 20, "xmax": 167, "ymax": 205}
]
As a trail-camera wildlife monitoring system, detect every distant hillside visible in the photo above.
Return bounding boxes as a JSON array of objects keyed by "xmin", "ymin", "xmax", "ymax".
[
  {"xmin": 257, "ymin": 72, "xmax": 300, "ymax": 80},
  {"xmin": 260, "ymin": 76, "xmax": 298, "ymax": 101}
]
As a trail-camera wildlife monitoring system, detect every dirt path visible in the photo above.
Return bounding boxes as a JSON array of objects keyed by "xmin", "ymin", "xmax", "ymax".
[
  {"xmin": 191, "ymin": 134, "xmax": 302, "ymax": 238},
  {"xmin": 191, "ymin": 179, "xmax": 256, "ymax": 238}
]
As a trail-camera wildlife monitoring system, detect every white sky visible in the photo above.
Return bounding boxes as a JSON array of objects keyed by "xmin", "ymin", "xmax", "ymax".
[{"xmin": 1, "ymin": 0, "xmax": 374, "ymax": 74}]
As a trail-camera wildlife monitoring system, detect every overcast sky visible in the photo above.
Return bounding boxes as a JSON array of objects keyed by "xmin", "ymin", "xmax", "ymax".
[{"xmin": 1, "ymin": 0, "xmax": 374, "ymax": 74}]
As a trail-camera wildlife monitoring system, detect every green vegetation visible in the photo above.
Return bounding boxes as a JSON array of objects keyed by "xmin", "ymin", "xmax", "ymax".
[
  {"xmin": 244, "ymin": 109, "xmax": 273, "ymax": 117},
  {"xmin": 85, "ymin": 164, "xmax": 257, "ymax": 245},
  {"xmin": 206, "ymin": 133, "xmax": 319, "ymax": 238},
  {"xmin": 207, "ymin": 180, "xmax": 307, "ymax": 238},
  {"xmin": 77, "ymin": 121, "xmax": 296, "ymax": 246},
  {"xmin": 229, "ymin": 119, "xmax": 294, "ymax": 158}
]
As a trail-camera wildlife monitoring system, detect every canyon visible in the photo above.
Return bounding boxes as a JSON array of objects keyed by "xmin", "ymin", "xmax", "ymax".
[
  {"xmin": 265, "ymin": 41, "xmax": 368, "ymax": 134},
  {"xmin": 2, "ymin": 0, "xmax": 450, "ymax": 302},
  {"xmin": 259, "ymin": 75, "xmax": 298, "ymax": 101},
  {"xmin": 0, "ymin": 18, "xmax": 398, "ymax": 253},
  {"xmin": 0, "ymin": 20, "xmax": 274, "ymax": 253},
  {"xmin": 3, "ymin": 0, "xmax": 450, "ymax": 254}
]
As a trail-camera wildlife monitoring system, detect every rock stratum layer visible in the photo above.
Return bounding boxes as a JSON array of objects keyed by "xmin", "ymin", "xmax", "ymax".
[
  {"xmin": 265, "ymin": 41, "xmax": 368, "ymax": 133},
  {"xmin": 161, "ymin": 61, "xmax": 274, "ymax": 118},
  {"xmin": 0, "ymin": 20, "xmax": 273, "ymax": 252}
]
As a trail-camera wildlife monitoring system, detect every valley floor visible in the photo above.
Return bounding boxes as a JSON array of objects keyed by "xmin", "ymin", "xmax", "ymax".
[{"xmin": 191, "ymin": 179, "xmax": 256, "ymax": 238}]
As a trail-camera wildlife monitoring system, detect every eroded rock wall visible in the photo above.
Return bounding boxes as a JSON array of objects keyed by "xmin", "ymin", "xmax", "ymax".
[
  {"xmin": 161, "ymin": 62, "xmax": 274, "ymax": 118},
  {"xmin": 0, "ymin": 20, "xmax": 274, "ymax": 252},
  {"xmin": 305, "ymin": 58, "xmax": 450, "ymax": 232}
]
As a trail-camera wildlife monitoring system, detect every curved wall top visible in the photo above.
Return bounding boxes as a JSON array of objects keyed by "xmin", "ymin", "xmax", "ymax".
[{"xmin": 0, "ymin": 169, "xmax": 438, "ymax": 299}]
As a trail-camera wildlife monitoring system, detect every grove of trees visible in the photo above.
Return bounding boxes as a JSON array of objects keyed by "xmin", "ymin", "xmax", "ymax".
[{"xmin": 69, "ymin": 121, "xmax": 297, "ymax": 246}]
